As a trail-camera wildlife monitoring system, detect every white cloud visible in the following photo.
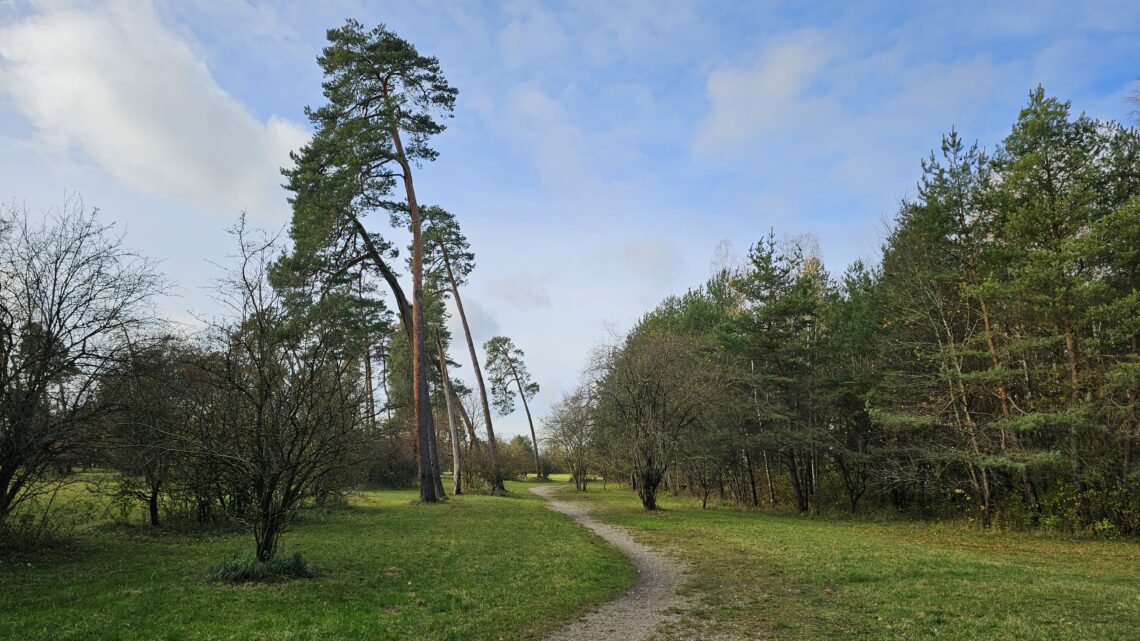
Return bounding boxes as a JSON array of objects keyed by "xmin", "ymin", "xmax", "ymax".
[
  {"xmin": 695, "ymin": 30, "xmax": 836, "ymax": 154},
  {"xmin": 489, "ymin": 277, "xmax": 551, "ymax": 310},
  {"xmin": 0, "ymin": 0, "xmax": 308, "ymax": 220}
]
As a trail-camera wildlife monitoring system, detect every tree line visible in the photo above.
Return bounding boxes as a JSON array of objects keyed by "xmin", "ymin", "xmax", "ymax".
[{"xmin": 544, "ymin": 88, "xmax": 1139, "ymax": 535}]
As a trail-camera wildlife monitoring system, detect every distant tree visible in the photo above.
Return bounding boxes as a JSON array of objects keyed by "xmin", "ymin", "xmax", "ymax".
[
  {"xmin": 822, "ymin": 262, "xmax": 881, "ymax": 514},
  {"xmin": 989, "ymin": 88, "xmax": 1106, "ymax": 524},
  {"xmin": 485, "ymin": 336, "xmax": 542, "ymax": 478},
  {"xmin": 594, "ymin": 332, "xmax": 712, "ymax": 510},
  {"xmin": 97, "ymin": 335, "xmax": 191, "ymax": 527},
  {"xmin": 0, "ymin": 201, "xmax": 161, "ymax": 525},
  {"xmin": 544, "ymin": 387, "xmax": 596, "ymax": 491},
  {"xmin": 730, "ymin": 234, "xmax": 829, "ymax": 514}
]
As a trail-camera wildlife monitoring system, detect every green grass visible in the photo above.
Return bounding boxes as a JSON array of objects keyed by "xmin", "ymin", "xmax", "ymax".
[
  {"xmin": 0, "ymin": 479, "xmax": 636, "ymax": 641},
  {"xmin": 554, "ymin": 484, "xmax": 1140, "ymax": 641}
]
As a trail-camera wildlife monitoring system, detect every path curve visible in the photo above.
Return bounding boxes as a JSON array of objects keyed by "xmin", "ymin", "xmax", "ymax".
[{"xmin": 530, "ymin": 485, "xmax": 689, "ymax": 641}]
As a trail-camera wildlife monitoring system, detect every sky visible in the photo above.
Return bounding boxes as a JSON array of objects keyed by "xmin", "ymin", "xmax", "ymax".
[{"xmin": 1, "ymin": 0, "xmax": 1137, "ymax": 439}]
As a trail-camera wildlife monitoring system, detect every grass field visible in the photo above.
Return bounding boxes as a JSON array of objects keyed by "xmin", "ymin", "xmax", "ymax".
[
  {"xmin": 0, "ymin": 478, "xmax": 636, "ymax": 641},
  {"xmin": 554, "ymin": 484, "xmax": 1140, "ymax": 641},
  {"xmin": 7, "ymin": 475, "xmax": 1136, "ymax": 641}
]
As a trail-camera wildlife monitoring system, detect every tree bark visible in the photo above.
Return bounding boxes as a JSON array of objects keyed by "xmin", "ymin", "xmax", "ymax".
[
  {"xmin": 436, "ymin": 332, "xmax": 462, "ymax": 495},
  {"xmin": 387, "ymin": 120, "xmax": 443, "ymax": 502},
  {"xmin": 785, "ymin": 451, "xmax": 807, "ymax": 513},
  {"xmin": 1125, "ymin": 330, "xmax": 1137, "ymax": 483}
]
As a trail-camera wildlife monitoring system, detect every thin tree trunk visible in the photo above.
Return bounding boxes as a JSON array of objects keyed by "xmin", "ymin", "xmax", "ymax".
[
  {"xmin": 429, "ymin": 417, "xmax": 446, "ymax": 498},
  {"xmin": 743, "ymin": 447, "xmax": 759, "ymax": 507},
  {"xmin": 1124, "ymin": 331, "xmax": 1137, "ymax": 483},
  {"xmin": 508, "ymin": 357, "xmax": 541, "ymax": 478},
  {"xmin": 948, "ymin": 347, "xmax": 993, "ymax": 528},
  {"xmin": 380, "ymin": 346, "xmax": 392, "ymax": 421},
  {"xmin": 441, "ymin": 242, "xmax": 502, "ymax": 491},
  {"xmin": 453, "ymin": 391, "xmax": 481, "ymax": 449},
  {"xmin": 148, "ymin": 483, "xmax": 161, "ymax": 527},
  {"xmin": 359, "ymin": 272, "xmax": 376, "ymax": 430},
  {"xmin": 762, "ymin": 450, "xmax": 776, "ymax": 508},
  {"xmin": 809, "ymin": 448, "xmax": 819, "ymax": 515},
  {"xmin": 437, "ymin": 333, "xmax": 462, "ymax": 495},
  {"xmin": 363, "ymin": 345, "xmax": 376, "ymax": 430},
  {"xmin": 786, "ymin": 451, "xmax": 807, "ymax": 513},
  {"xmin": 976, "ymin": 291, "xmax": 1042, "ymax": 517}
]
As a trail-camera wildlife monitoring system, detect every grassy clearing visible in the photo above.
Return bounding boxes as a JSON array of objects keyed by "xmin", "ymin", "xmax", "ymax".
[
  {"xmin": 555, "ymin": 484, "xmax": 1140, "ymax": 641},
  {"xmin": 0, "ymin": 479, "xmax": 636, "ymax": 641}
]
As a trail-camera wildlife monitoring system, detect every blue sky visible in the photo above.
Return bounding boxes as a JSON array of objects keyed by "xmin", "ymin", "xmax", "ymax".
[{"xmin": 1, "ymin": 0, "xmax": 1137, "ymax": 438}]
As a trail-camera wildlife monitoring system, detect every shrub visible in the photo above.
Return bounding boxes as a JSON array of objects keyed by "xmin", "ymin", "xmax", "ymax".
[
  {"xmin": 465, "ymin": 445, "xmax": 510, "ymax": 493},
  {"xmin": 1093, "ymin": 518, "xmax": 1121, "ymax": 540},
  {"xmin": 209, "ymin": 552, "xmax": 315, "ymax": 583}
]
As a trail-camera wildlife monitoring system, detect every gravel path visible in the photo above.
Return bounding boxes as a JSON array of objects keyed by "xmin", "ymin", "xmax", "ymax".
[{"xmin": 530, "ymin": 485, "xmax": 690, "ymax": 641}]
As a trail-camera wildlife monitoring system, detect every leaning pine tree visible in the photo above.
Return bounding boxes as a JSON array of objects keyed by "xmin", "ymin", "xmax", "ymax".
[
  {"xmin": 282, "ymin": 20, "xmax": 458, "ymax": 502},
  {"xmin": 485, "ymin": 336, "xmax": 542, "ymax": 478},
  {"xmin": 423, "ymin": 206, "xmax": 506, "ymax": 492}
]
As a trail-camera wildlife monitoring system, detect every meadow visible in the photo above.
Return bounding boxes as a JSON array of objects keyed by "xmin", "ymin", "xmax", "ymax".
[
  {"xmin": 554, "ymin": 484, "xmax": 1140, "ymax": 641},
  {"xmin": 0, "ymin": 476, "xmax": 634, "ymax": 641}
]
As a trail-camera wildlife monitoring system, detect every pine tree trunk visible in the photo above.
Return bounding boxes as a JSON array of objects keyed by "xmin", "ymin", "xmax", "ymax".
[
  {"xmin": 1124, "ymin": 331, "xmax": 1137, "ymax": 483},
  {"xmin": 509, "ymin": 358, "xmax": 542, "ymax": 478},
  {"xmin": 441, "ymin": 243, "xmax": 503, "ymax": 492},
  {"xmin": 977, "ymin": 293, "xmax": 1041, "ymax": 518},
  {"xmin": 437, "ymin": 333, "xmax": 462, "ymax": 495},
  {"xmin": 360, "ymin": 272, "xmax": 376, "ymax": 430},
  {"xmin": 390, "ymin": 123, "xmax": 442, "ymax": 503},
  {"xmin": 363, "ymin": 344, "xmax": 376, "ymax": 430}
]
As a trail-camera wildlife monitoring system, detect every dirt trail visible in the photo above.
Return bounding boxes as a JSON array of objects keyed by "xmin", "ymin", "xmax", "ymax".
[{"xmin": 529, "ymin": 485, "xmax": 690, "ymax": 641}]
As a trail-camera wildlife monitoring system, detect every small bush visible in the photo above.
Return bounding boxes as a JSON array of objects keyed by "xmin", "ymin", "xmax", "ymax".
[
  {"xmin": 466, "ymin": 444, "xmax": 517, "ymax": 493},
  {"xmin": 1093, "ymin": 518, "xmax": 1121, "ymax": 540},
  {"xmin": 209, "ymin": 552, "xmax": 315, "ymax": 583}
]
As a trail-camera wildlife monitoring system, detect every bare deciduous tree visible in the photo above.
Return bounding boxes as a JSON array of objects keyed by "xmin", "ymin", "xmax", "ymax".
[
  {"xmin": 594, "ymin": 332, "xmax": 713, "ymax": 510},
  {"xmin": 543, "ymin": 387, "xmax": 596, "ymax": 491},
  {"xmin": 183, "ymin": 220, "xmax": 366, "ymax": 562},
  {"xmin": 0, "ymin": 200, "xmax": 161, "ymax": 524}
]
